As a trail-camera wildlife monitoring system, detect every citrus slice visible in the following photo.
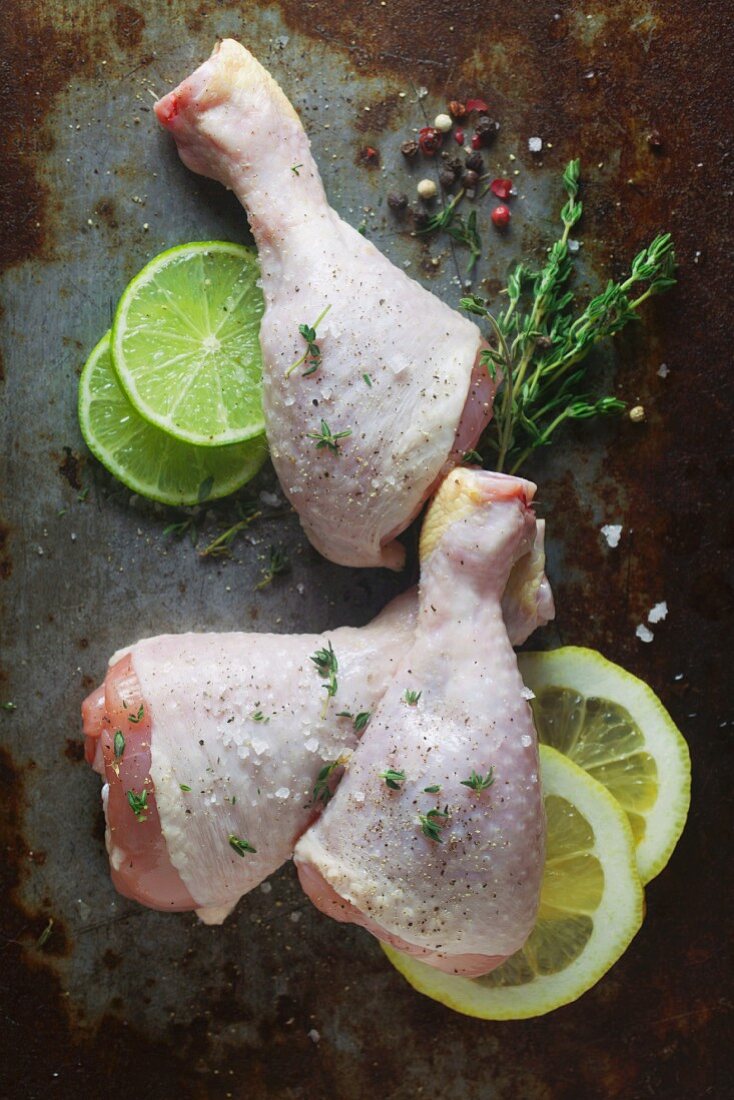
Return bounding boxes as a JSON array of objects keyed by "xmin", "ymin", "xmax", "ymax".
[
  {"xmin": 79, "ymin": 332, "xmax": 267, "ymax": 506},
  {"xmin": 111, "ymin": 242, "xmax": 265, "ymax": 446},
  {"xmin": 383, "ymin": 745, "xmax": 643, "ymax": 1019},
  {"xmin": 518, "ymin": 647, "xmax": 690, "ymax": 884}
]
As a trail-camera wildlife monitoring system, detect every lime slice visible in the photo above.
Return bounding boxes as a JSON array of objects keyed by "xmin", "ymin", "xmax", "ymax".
[
  {"xmin": 383, "ymin": 745, "xmax": 644, "ymax": 1020},
  {"xmin": 518, "ymin": 647, "xmax": 690, "ymax": 884},
  {"xmin": 111, "ymin": 242, "xmax": 265, "ymax": 446},
  {"xmin": 79, "ymin": 332, "xmax": 267, "ymax": 506}
]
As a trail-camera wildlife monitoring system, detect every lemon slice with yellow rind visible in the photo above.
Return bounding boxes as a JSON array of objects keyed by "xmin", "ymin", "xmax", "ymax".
[
  {"xmin": 383, "ymin": 745, "xmax": 644, "ymax": 1020},
  {"xmin": 518, "ymin": 647, "xmax": 690, "ymax": 884}
]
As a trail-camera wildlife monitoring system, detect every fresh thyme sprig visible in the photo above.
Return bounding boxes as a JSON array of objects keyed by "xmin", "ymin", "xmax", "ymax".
[
  {"xmin": 460, "ymin": 768, "xmax": 495, "ymax": 793},
  {"xmin": 311, "ymin": 757, "xmax": 347, "ymax": 807},
  {"xmin": 286, "ymin": 304, "xmax": 332, "ymax": 377},
  {"xmin": 308, "ymin": 419, "xmax": 352, "ymax": 454},
  {"xmin": 417, "ymin": 188, "xmax": 482, "ymax": 274},
  {"xmin": 418, "ymin": 806, "xmax": 450, "ymax": 843},
  {"xmin": 255, "ymin": 546, "xmax": 290, "ymax": 590},
  {"xmin": 126, "ymin": 788, "xmax": 148, "ymax": 821},
  {"xmin": 404, "ymin": 689, "xmax": 422, "ymax": 706},
  {"xmin": 461, "ymin": 160, "xmax": 676, "ymax": 473},
  {"xmin": 127, "ymin": 704, "xmax": 144, "ymax": 724},
  {"xmin": 379, "ymin": 767, "xmax": 406, "ymax": 790},
  {"xmin": 311, "ymin": 641, "xmax": 338, "ymax": 713},
  {"xmin": 199, "ymin": 502, "xmax": 261, "ymax": 558},
  {"xmin": 228, "ymin": 834, "xmax": 257, "ymax": 856}
]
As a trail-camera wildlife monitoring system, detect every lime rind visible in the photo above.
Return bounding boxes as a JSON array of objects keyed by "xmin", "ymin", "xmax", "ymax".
[
  {"xmin": 111, "ymin": 242, "xmax": 266, "ymax": 447},
  {"xmin": 519, "ymin": 647, "xmax": 691, "ymax": 884},
  {"xmin": 79, "ymin": 332, "xmax": 267, "ymax": 506},
  {"xmin": 383, "ymin": 746, "xmax": 644, "ymax": 1020}
]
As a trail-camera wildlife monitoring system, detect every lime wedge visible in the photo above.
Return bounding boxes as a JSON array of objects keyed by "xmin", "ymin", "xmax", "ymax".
[
  {"xmin": 111, "ymin": 242, "xmax": 265, "ymax": 445},
  {"xmin": 79, "ymin": 333, "xmax": 267, "ymax": 506}
]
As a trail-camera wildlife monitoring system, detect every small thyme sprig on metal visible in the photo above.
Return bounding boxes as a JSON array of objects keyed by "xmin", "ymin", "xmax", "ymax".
[
  {"xmin": 311, "ymin": 757, "xmax": 347, "ymax": 807},
  {"xmin": 228, "ymin": 834, "xmax": 257, "ymax": 856},
  {"xmin": 127, "ymin": 704, "xmax": 144, "ymax": 724},
  {"xmin": 418, "ymin": 806, "xmax": 450, "ymax": 843},
  {"xmin": 308, "ymin": 419, "xmax": 352, "ymax": 454},
  {"xmin": 199, "ymin": 502, "xmax": 261, "ymax": 558},
  {"xmin": 461, "ymin": 160, "xmax": 676, "ymax": 473},
  {"xmin": 460, "ymin": 768, "xmax": 495, "ymax": 793},
  {"xmin": 310, "ymin": 641, "xmax": 338, "ymax": 714},
  {"xmin": 286, "ymin": 304, "xmax": 332, "ymax": 377},
  {"xmin": 255, "ymin": 546, "xmax": 290, "ymax": 590},
  {"xmin": 417, "ymin": 188, "xmax": 482, "ymax": 274},
  {"xmin": 404, "ymin": 689, "xmax": 422, "ymax": 706},
  {"xmin": 379, "ymin": 767, "xmax": 406, "ymax": 790},
  {"xmin": 126, "ymin": 788, "xmax": 148, "ymax": 821}
]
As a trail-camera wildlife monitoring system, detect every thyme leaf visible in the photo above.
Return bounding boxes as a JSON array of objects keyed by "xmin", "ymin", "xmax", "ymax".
[
  {"xmin": 307, "ymin": 418, "xmax": 352, "ymax": 454},
  {"xmin": 378, "ymin": 767, "xmax": 406, "ymax": 790},
  {"xmin": 228, "ymin": 834, "xmax": 257, "ymax": 856},
  {"xmin": 460, "ymin": 768, "xmax": 495, "ymax": 793}
]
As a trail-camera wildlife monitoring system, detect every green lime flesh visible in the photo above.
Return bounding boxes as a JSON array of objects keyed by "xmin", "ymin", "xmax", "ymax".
[
  {"xmin": 111, "ymin": 242, "xmax": 266, "ymax": 446},
  {"xmin": 79, "ymin": 332, "xmax": 267, "ymax": 506}
]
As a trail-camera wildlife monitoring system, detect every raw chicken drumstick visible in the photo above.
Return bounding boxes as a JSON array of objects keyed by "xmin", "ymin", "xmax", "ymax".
[
  {"xmin": 155, "ymin": 40, "xmax": 496, "ymax": 569},
  {"xmin": 294, "ymin": 469, "xmax": 546, "ymax": 977},
  {"xmin": 83, "ymin": 536, "xmax": 552, "ymax": 922}
]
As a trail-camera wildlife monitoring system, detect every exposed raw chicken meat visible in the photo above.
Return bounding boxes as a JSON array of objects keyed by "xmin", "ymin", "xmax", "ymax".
[
  {"xmin": 154, "ymin": 40, "xmax": 496, "ymax": 569},
  {"xmin": 84, "ymin": 528, "xmax": 551, "ymax": 920},
  {"xmin": 294, "ymin": 469, "xmax": 546, "ymax": 976}
]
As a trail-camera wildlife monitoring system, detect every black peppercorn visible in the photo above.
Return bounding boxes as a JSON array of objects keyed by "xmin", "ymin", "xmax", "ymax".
[
  {"xmin": 474, "ymin": 115, "xmax": 499, "ymax": 144},
  {"xmin": 465, "ymin": 150, "xmax": 485, "ymax": 173},
  {"xmin": 412, "ymin": 206, "xmax": 431, "ymax": 229},
  {"xmin": 438, "ymin": 167, "xmax": 456, "ymax": 190},
  {"xmin": 387, "ymin": 191, "xmax": 409, "ymax": 211},
  {"xmin": 400, "ymin": 139, "xmax": 420, "ymax": 158},
  {"xmin": 462, "ymin": 169, "xmax": 479, "ymax": 189}
]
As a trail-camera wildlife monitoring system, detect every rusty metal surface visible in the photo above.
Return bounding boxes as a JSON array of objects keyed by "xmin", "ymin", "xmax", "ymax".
[{"xmin": 1, "ymin": 1, "xmax": 732, "ymax": 1097}]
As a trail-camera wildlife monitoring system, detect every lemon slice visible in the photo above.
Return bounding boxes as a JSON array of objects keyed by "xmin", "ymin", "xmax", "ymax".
[
  {"xmin": 518, "ymin": 647, "xmax": 690, "ymax": 884},
  {"xmin": 79, "ymin": 333, "xmax": 267, "ymax": 506},
  {"xmin": 111, "ymin": 242, "xmax": 265, "ymax": 446},
  {"xmin": 383, "ymin": 745, "xmax": 644, "ymax": 1019}
]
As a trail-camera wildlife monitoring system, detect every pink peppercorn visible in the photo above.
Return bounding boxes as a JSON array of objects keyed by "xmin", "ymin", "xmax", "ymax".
[{"xmin": 491, "ymin": 204, "xmax": 511, "ymax": 228}]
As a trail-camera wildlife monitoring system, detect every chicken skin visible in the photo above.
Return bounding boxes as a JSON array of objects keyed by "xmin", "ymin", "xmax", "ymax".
[
  {"xmin": 294, "ymin": 470, "xmax": 546, "ymax": 976},
  {"xmin": 155, "ymin": 40, "xmax": 496, "ymax": 569}
]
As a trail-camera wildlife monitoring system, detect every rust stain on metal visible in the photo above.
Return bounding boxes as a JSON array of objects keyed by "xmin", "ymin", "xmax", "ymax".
[
  {"xmin": 57, "ymin": 446, "xmax": 85, "ymax": 491},
  {"xmin": 0, "ymin": 521, "xmax": 13, "ymax": 580},
  {"xmin": 111, "ymin": 4, "xmax": 146, "ymax": 50}
]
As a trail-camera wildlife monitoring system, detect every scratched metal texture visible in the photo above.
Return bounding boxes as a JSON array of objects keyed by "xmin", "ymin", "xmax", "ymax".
[{"xmin": 1, "ymin": 1, "xmax": 732, "ymax": 1097}]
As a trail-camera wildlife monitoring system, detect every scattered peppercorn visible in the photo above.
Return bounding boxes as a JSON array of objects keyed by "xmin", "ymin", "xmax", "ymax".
[
  {"xmin": 629, "ymin": 405, "xmax": 645, "ymax": 422},
  {"xmin": 465, "ymin": 97, "xmax": 489, "ymax": 113},
  {"xmin": 647, "ymin": 129, "xmax": 663, "ymax": 150},
  {"xmin": 412, "ymin": 206, "xmax": 431, "ymax": 229},
  {"xmin": 465, "ymin": 150, "xmax": 485, "ymax": 173},
  {"xmin": 360, "ymin": 145, "xmax": 380, "ymax": 165},
  {"xmin": 491, "ymin": 204, "xmax": 511, "ymax": 228},
  {"xmin": 448, "ymin": 100, "xmax": 467, "ymax": 119},
  {"xmin": 417, "ymin": 177, "xmax": 438, "ymax": 200},
  {"xmin": 400, "ymin": 139, "xmax": 419, "ymax": 158},
  {"xmin": 454, "ymin": 128, "xmax": 465, "ymax": 145},
  {"xmin": 474, "ymin": 116, "xmax": 500, "ymax": 145},
  {"xmin": 463, "ymin": 169, "xmax": 479, "ymax": 190},
  {"xmin": 445, "ymin": 155, "xmax": 464, "ymax": 175},
  {"xmin": 387, "ymin": 191, "xmax": 409, "ymax": 212},
  {"xmin": 490, "ymin": 177, "xmax": 513, "ymax": 200},
  {"xmin": 471, "ymin": 133, "xmax": 482, "ymax": 150},
  {"xmin": 434, "ymin": 113, "xmax": 453, "ymax": 133},
  {"xmin": 418, "ymin": 127, "xmax": 442, "ymax": 155},
  {"xmin": 439, "ymin": 167, "xmax": 457, "ymax": 190}
]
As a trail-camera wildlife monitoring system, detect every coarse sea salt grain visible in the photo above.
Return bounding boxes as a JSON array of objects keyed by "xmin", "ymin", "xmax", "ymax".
[
  {"xmin": 636, "ymin": 624, "xmax": 654, "ymax": 643},
  {"xmin": 601, "ymin": 524, "xmax": 623, "ymax": 548},
  {"xmin": 275, "ymin": 786, "xmax": 290, "ymax": 799},
  {"xmin": 657, "ymin": 363, "xmax": 670, "ymax": 378},
  {"xmin": 528, "ymin": 136, "xmax": 543, "ymax": 152},
  {"xmin": 648, "ymin": 601, "xmax": 668, "ymax": 624},
  {"xmin": 521, "ymin": 686, "xmax": 535, "ymax": 700}
]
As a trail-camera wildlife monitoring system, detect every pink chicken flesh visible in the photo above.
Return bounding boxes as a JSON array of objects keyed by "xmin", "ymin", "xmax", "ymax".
[
  {"xmin": 84, "ymin": 535, "xmax": 552, "ymax": 922},
  {"xmin": 294, "ymin": 469, "xmax": 546, "ymax": 976},
  {"xmin": 154, "ymin": 39, "xmax": 496, "ymax": 569}
]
